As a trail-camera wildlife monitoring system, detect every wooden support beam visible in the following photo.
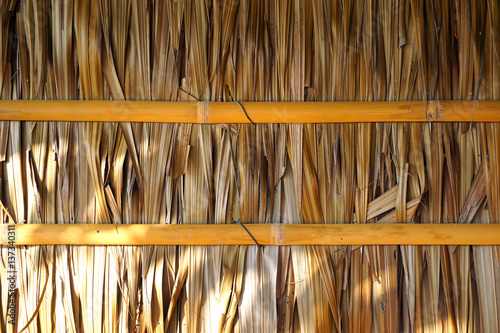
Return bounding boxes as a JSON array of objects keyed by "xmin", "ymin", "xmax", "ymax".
[
  {"xmin": 0, "ymin": 100, "xmax": 499, "ymax": 123},
  {"xmin": 3, "ymin": 223, "xmax": 500, "ymax": 246}
]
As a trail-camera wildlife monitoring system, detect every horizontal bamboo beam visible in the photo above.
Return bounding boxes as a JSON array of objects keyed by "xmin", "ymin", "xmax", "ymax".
[
  {"xmin": 0, "ymin": 100, "xmax": 499, "ymax": 123},
  {"xmin": 3, "ymin": 223, "xmax": 500, "ymax": 246}
]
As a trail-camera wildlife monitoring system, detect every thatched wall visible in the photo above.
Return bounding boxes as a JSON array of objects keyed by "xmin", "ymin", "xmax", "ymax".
[{"xmin": 1, "ymin": 0, "xmax": 500, "ymax": 332}]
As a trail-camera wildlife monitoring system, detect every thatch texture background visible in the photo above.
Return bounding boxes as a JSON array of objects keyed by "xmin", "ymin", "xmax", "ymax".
[{"xmin": 1, "ymin": 0, "xmax": 500, "ymax": 332}]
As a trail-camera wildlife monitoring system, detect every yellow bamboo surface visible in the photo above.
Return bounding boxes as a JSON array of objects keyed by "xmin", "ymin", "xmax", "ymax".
[
  {"xmin": 3, "ymin": 223, "xmax": 500, "ymax": 246},
  {"xmin": 1, "ymin": 100, "xmax": 500, "ymax": 123}
]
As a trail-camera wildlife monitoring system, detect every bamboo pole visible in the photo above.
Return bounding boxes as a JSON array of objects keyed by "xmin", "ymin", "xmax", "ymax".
[
  {"xmin": 2, "ymin": 223, "xmax": 500, "ymax": 246},
  {"xmin": 0, "ymin": 100, "xmax": 499, "ymax": 123}
]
